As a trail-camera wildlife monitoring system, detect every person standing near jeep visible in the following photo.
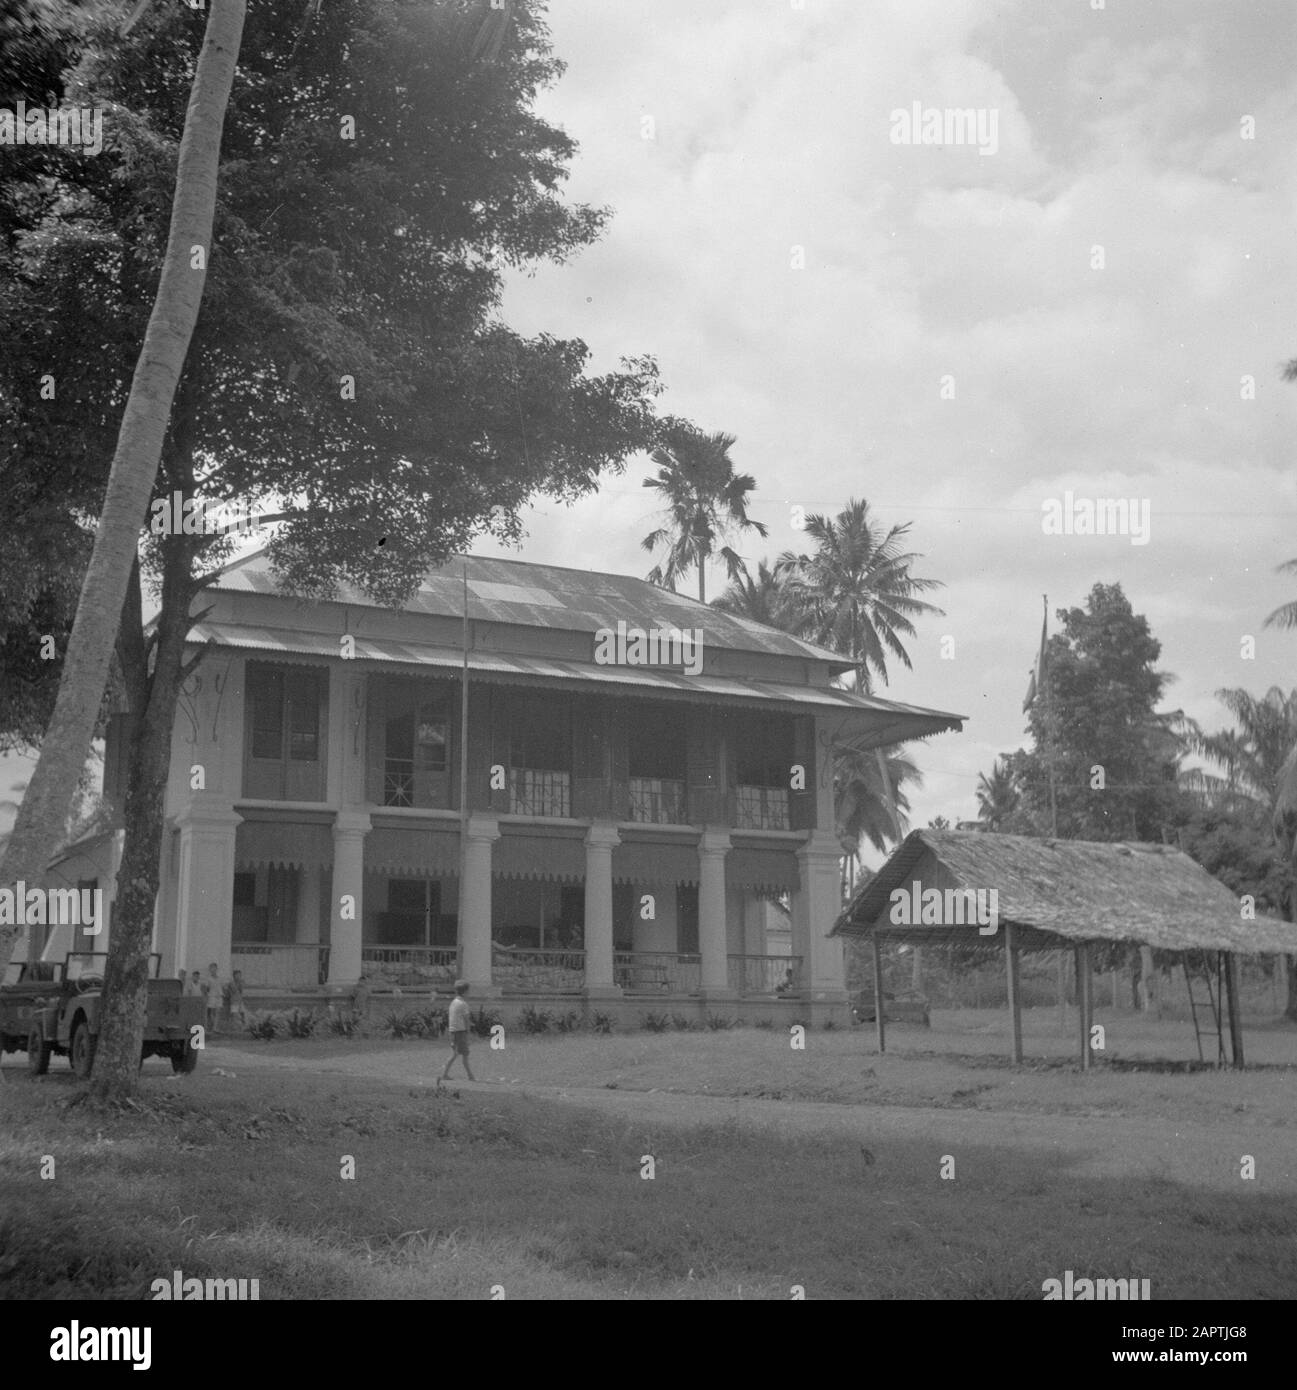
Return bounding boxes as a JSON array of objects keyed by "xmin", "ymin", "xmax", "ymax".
[{"xmin": 440, "ymin": 980, "xmax": 475, "ymax": 1082}]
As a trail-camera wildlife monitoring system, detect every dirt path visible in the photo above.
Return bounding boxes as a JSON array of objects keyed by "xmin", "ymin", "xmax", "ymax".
[{"xmin": 209, "ymin": 1043, "xmax": 1296, "ymax": 1194}]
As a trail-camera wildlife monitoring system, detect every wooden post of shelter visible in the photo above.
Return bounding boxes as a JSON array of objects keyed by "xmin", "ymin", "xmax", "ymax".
[
  {"xmin": 1004, "ymin": 920, "xmax": 1023, "ymax": 1065},
  {"xmin": 871, "ymin": 931, "xmax": 886, "ymax": 1055},
  {"xmin": 1222, "ymin": 951, "xmax": 1245, "ymax": 1069},
  {"xmin": 1075, "ymin": 943, "xmax": 1092, "ymax": 1070}
]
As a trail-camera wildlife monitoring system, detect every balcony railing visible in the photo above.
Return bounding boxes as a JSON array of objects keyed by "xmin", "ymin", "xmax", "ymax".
[
  {"xmin": 614, "ymin": 950, "xmax": 701, "ymax": 994},
  {"xmin": 735, "ymin": 785, "xmax": 790, "ymax": 830},
  {"xmin": 383, "ymin": 758, "xmax": 415, "ymax": 807},
  {"xmin": 509, "ymin": 768, "xmax": 571, "ymax": 818},
  {"xmin": 492, "ymin": 944, "xmax": 585, "ymax": 992},
  {"xmin": 728, "ymin": 954, "xmax": 801, "ymax": 996},
  {"xmin": 362, "ymin": 945, "xmax": 458, "ymax": 988},
  {"xmin": 628, "ymin": 777, "xmax": 686, "ymax": 825},
  {"xmin": 231, "ymin": 942, "xmax": 330, "ymax": 988}
]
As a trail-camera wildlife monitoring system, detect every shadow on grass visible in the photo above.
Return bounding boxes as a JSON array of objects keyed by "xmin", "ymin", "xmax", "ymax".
[{"xmin": 1, "ymin": 1067, "xmax": 1294, "ymax": 1299}]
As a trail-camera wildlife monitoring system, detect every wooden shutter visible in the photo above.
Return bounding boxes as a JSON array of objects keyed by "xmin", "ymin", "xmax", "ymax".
[
  {"xmin": 686, "ymin": 708, "xmax": 725, "ymax": 825},
  {"xmin": 365, "ymin": 676, "xmax": 386, "ymax": 805},
  {"xmin": 464, "ymin": 684, "xmax": 494, "ymax": 812},
  {"xmin": 609, "ymin": 706, "xmax": 631, "ymax": 821},
  {"xmin": 572, "ymin": 695, "xmax": 609, "ymax": 818},
  {"xmin": 789, "ymin": 715, "xmax": 816, "ymax": 831}
]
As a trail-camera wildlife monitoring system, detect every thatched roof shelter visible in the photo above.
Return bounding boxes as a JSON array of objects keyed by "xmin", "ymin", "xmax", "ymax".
[
  {"xmin": 833, "ymin": 829, "xmax": 1297, "ymax": 955},
  {"xmin": 831, "ymin": 829, "xmax": 1297, "ymax": 1069}
]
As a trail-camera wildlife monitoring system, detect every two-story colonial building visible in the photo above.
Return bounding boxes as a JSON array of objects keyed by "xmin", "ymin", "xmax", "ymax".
[{"xmin": 48, "ymin": 551, "xmax": 963, "ymax": 1025}]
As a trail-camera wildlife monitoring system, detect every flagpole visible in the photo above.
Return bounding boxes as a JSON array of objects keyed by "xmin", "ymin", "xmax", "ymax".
[
  {"xmin": 1041, "ymin": 593, "xmax": 1065, "ymax": 1034},
  {"xmin": 1043, "ymin": 594, "xmax": 1058, "ymax": 838},
  {"xmin": 457, "ymin": 560, "xmax": 470, "ymax": 980}
]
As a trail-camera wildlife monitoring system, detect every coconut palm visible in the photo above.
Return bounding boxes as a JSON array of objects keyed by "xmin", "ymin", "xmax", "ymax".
[
  {"xmin": 1186, "ymin": 687, "xmax": 1297, "ymax": 1019},
  {"xmin": 641, "ymin": 423, "xmax": 768, "ymax": 602},
  {"xmin": 1268, "ymin": 355, "xmax": 1297, "ymax": 628},
  {"xmin": 779, "ymin": 498, "xmax": 944, "ymax": 693},
  {"xmin": 836, "ymin": 745, "xmax": 921, "ymax": 857},
  {"xmin": 976, "ymin": 758, "xmax": 1018, "ymax": 830},
  {"xmin": 1263, "ymin": 559, "xmax": 1297, "ymax": 632},
  {"xmin": 710, "ymin": 558, "xmax": 802, "ymax": 631},
  {"xmin": 1274, "ymin": 744, "xmax": 1297, "ymax": 870},
  {"xmin": 1182, "ymin": 688, "xmax": 1297, "ymax": 813}
]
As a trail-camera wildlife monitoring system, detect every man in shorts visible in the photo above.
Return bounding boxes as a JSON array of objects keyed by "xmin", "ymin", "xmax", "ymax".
[{"xmin": 440, "ymin": 979, "xmax": 475, "ymax": 1082}]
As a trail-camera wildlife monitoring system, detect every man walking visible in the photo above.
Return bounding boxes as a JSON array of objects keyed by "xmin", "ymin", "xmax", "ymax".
[{"xmin": 440, "ymin": 979, "xmax": 475, "ymax": 1082}]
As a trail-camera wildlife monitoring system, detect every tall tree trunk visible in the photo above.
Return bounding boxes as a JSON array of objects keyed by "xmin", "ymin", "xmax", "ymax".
[
  {"xmin": 1286, "ymin": 843, "xmax": 1297, "ymax": 1022},
  {"xmin": 90, "ymin": 539, "xmax": 200, "ymax": 1100},
  {"xmin": 0, "ymin": 0, "xmax": 245, "ymax": 979}
]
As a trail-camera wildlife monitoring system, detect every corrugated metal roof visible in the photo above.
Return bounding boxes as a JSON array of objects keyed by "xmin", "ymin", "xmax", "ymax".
[
  {"xmin": 210, "ymin": 549, "xmax": 852, "ymax": 666},
  {"xmin": 186, "ymin": 619, "xmax": 965, "ymax": 749},
  {"xmin": 833, "ymin": 829, "xmax": 1297, "ymax": 955}
]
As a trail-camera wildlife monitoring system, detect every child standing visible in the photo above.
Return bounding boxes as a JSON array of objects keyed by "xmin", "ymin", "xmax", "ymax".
[{"xmin": 440, "ymin": 980, "xmax": 475, "ymax": 1082}]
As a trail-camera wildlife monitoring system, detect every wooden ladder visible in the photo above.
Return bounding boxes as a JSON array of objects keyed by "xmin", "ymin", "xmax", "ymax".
[{"xmin": 1182, "ymin": 951, "xmax": 1227, "ymax": 1067}]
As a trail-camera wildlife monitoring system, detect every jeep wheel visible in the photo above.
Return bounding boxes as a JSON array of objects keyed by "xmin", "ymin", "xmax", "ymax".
[
  {"xmin": 27, "ymin": 1025, "xmax": 52, "ymax": 1075},
  {"xmin": 70, "ymin": 1020, "xmax": 96, "ymax": 1080},
  {"xmin": 171, "ymin": 1040, "xmax": 199, "ymax": 1074}
]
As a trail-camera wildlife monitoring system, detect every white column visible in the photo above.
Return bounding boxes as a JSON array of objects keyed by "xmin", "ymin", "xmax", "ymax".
[
  {"xmin": 461, "ymin": 815, "xmax": 500, "ymax": 991},
  {"xmin": 328, "ymin": 662, "xmax": 364, "ymax": 808},
  {"xmin": 296, "ymin": 865, "xmax": 322, "ymax": 943},
  {"xmin": 174, "ymin": 794, "xmax": 242, "ymax": 977},
  {"xmin": 583, "ymin": 821, "xmax": 621, "ymax": 997},
  {"xmin": 162, "ymin": 660, "xmax": 243, "ymax": 972},
  {"xmin": 698, "ymin": 829, "xmax": 734, "ymax": 997},
  {"xmin": 792, "ymin": 828, "xmax": 849, "ymax": 1007},
  {"xmin": 328, "ymin": 811, "xmax": 370, "ymax": 985}
]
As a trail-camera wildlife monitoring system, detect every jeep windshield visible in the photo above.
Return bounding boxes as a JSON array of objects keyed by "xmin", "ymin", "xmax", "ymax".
[{"xmin": 64, "ymin": 952, "xmax": 163, "ymax": 980}]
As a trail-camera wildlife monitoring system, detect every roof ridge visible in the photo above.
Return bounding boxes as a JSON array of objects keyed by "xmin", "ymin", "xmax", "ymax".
[{"xmin": 208, "ymin": 548, "xmax": 857, "ymax": 666}]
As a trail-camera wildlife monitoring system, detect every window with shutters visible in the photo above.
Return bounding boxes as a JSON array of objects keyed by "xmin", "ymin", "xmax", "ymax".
[
  {"xmin": 733, "ymin": 713, "xmax": 793, "ymax": 830},
  {"xmin": 243, "ymin": 663, "xmax": 327, "ymax": 801},
  {"xmin": 381, "ymin": 679, "xmax": 452, "ymax": 808},
  {"xmin": 508, "ymin": 694, "xmax": 571, "ymax": 817},
  {"xmin": 628, "ymin": 705, "xmax": 686, "ymax": 823}
]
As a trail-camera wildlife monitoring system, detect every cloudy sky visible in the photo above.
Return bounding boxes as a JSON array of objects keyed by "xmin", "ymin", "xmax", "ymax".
[
  {"xmin": 477, "ymin": 0, "xmax": 1297, "ymax": 840},
  {"xmin": 4, "ymin": 0, "xmax": 1295, "ymax": 846}
]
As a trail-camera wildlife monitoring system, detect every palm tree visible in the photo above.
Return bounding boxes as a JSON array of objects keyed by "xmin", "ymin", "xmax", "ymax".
[
  {"xmin": 1263, "ymin": 559, "xmax": 1297, "ymax": 632},
  {"xmin": 0, "ymin": 0, "xmax": 248, "ymax": 986},
  {"xmin": 836, "ymin": 745, "xmax": 921, "ymax": 857},
  {"xmin": 976, "ymin": 758, "xmax": 1018, "ymax": 830},
  {"xmin": 1267, "ymin": 356, "xmax": 1297, "ymax": 628},
  {"xmin": 1182, "ymin": 688, "xmax": 1297, "ymax": 813},
  {"xmin": 641, "ymin": 423, "xmax": 768, "ymax": 602},
  {"xmin": 778, "ymin": 498, "xmax": 944, "ymax": 867},
  {"xmin": 710, "ymin": 558, "xmax": 802, "ymax": 630},
  {"xmin": 779, "ymin": 498, "xmax": 944, "ymax": 693},
  {"xmin": 1187, "ymin": 687, "xmax": 1297, "ymax": 1020},
  {"xmin": 1273, "ymin": 746, "xmax": 1297, "ymax": 1021}
]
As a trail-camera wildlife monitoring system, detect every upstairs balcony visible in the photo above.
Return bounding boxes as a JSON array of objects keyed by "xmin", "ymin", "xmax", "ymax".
[
  {"xmin": 628, "ymin": 776, "xmax": 686, "ymax": 825},
  {"xmin": 734, "ymin": 784, "xmax": 790, "ymax": 831},
  {"xmin": 509, "ymin": 767, "xmax": 571, "ymax": 818},
  {"xmin": 383, "ymin": 757, "xmax": 416, "ymax": 807}
]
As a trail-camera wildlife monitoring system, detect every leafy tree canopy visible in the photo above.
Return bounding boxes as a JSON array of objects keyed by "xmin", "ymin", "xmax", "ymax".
[
  {"xmin": 1006, "ymin": 583, "xmax": 1183, "ymax": 841},
  {"xmin": 1, "ymin": 0, "xmax": 662, "ymax": 632}
]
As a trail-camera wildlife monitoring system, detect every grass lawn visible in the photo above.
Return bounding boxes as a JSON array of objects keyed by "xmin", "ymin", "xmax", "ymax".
[
  {"xmin": 248, "ymin": 1005, "xmax": 1297, "ymax": 1129},
  {"xmin": 3, "ymin": 1027, "xmax": 1297, "ymax": 1299}
]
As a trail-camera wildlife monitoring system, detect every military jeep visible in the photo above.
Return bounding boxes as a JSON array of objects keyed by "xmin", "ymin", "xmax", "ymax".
[{"xmin": 2, "ymin": 953, "xmax": 204, "ymax": 1077}]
